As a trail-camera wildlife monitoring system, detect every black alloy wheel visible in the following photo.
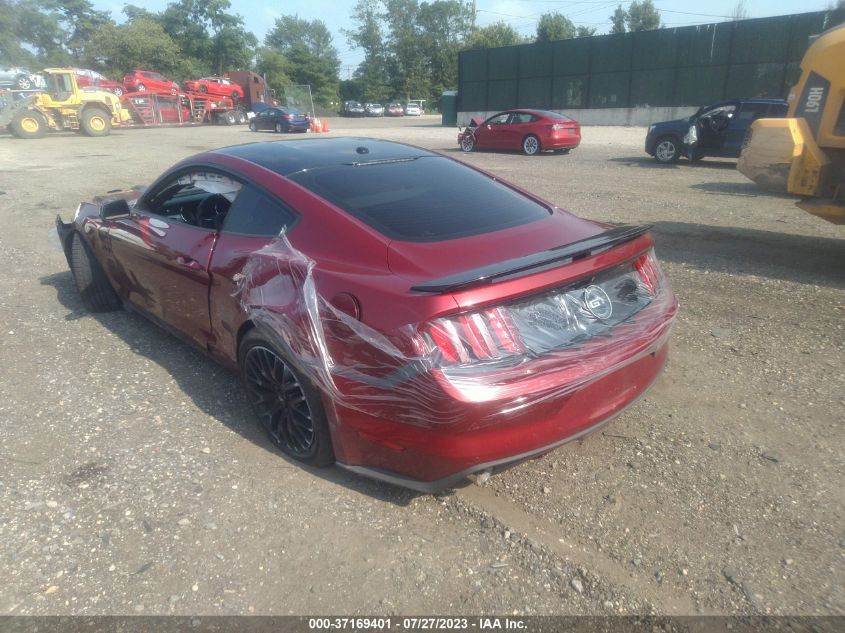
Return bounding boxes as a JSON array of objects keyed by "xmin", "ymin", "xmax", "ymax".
[{"xmin": 242, "ymin": 344, "xmax": 327, "ymax": 462}]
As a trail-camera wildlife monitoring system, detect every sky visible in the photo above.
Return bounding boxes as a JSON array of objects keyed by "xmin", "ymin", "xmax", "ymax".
[{"xmin": 93, "ymin": 1, "xmax": 829, "ymax": 74}]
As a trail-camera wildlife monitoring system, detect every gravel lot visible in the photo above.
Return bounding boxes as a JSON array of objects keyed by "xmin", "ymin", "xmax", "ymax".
[{"xmin": 0, "ymin": 115, "xmax": 842, "ymax": 617}]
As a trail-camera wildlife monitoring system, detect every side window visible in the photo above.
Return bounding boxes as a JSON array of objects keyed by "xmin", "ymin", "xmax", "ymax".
[
  {"xmin": 511, "ymin": 113, "xmax": 532, "ymax": 124},
  {"xmin": 769, "ymin": 103, "xmax": 788, "ymax": 117},
  {"xmin": 736, "ymin": 103, "xmax": 770, "ymax": 122},
  {"xmin": 221, "ymin": 186, "xmax": 296, "ymax": 237},
  {"xmin": 487, "ymin": 113, "xmax": 510, "ymax": 125},
  {"xmin": 142, "ymin": 170, "xmax": 242, "ymax": 230}
]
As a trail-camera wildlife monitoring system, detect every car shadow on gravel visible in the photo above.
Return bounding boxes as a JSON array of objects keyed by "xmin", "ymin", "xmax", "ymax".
[
  {"xmin": 689, "ymin": 182, "xmax": 797, "ymax": 198},
  {"xmin": 39, "ymin": 270, "xmax": 424, "ymax": 507},
  {"xmin": 608, "ymin": 156, "xmax": 737, "ymax": 169},
  {"xmin": 650, "ymin": 221, "xmax": 845, "ymax": 288}
]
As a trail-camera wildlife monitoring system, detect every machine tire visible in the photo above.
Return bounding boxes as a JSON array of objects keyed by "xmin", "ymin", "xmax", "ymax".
[
  {"xmin": 14, "ymin": 74, "xmax": 33, "ymax": 90},
  {"xmin": 654, "ymin": 136, "xmax": 681, "ymax": 164},
  {"xmin": 239, "ymin": 330, "xmax": 334, "ymax": 467},
  {"xmin": 522, "ymin": 134, "xmax": 541, "ymax": 156},
  {"xmin": 236, "ymin": 110, "xmax": 248, "ymax": 124},
  {"xmin": 10, "ymin": 110, "xmax": 47, "ymax": 139},
  {"xmin": 199, "ymin": 85, "xmax": 208, "ymax": 93},
  {"xmin": 69, "ymin": 233, "xmax": 121, "ymax": 312},
  {"xmin": 80, "ymin": 107, "xmax": 112, "ymax": 137},
  {"xmin": 223, "ymin": 110, "xmax": 237, "ymax": 125}
]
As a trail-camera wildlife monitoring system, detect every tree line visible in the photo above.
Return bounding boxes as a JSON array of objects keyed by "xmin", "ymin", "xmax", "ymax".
[{"xmin": 9, "ymin": 0, "xmax": 831, "ymax": 109}]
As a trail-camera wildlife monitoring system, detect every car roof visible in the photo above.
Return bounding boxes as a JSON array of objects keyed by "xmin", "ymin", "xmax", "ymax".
[
  {"xmin": 212, "ymin": 138, "xmax": 436, "ymax": 177},
  {"xmin": 704, "ymin": 98, "xmax": 787, "ymax": 107}
]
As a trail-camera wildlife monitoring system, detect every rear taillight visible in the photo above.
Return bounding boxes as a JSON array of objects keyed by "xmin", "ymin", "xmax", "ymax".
[
  {"xmin": 424, "ymin": 307, "xmax": 525, "ymax": 366},
  {"xmin": 635, "ymin": 251, "xmax": 659, "ymax": 295},
  {"xmin": 422, "ymin": 249, "xmax": 662, "ymax": 368}
]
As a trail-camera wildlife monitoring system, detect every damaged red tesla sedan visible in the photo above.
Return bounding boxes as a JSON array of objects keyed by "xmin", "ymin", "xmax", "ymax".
[{"xmin": 55, "ymin": 138, "xmax": 676, "ymax": 492}]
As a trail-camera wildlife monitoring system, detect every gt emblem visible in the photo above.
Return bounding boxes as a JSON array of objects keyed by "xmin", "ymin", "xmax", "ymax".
[{"xmin": 583, "ymin": 285, "xmax": 613, "ymax": 320}]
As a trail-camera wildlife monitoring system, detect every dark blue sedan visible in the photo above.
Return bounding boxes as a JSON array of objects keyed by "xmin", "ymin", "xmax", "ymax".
[{"xmin": 248, "ymin": 107, "xmax": 310, "ymax": 133}]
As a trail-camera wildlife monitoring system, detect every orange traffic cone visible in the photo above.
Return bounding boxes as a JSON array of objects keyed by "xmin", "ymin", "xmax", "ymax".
[
  {"xmin": 315, "ymin": 117, "xmax": 322, "ymax": 133},
  {"xmin": 309, "ymin": 118, "xmax": 316, "ymax": 132},
  {"xmin": 322, "ymin": 117, "xmax": 329, "ymax": 133}
]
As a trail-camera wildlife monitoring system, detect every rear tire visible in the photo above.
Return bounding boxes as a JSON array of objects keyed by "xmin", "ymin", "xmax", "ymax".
[
  {"xmin": 223, "ymin": 110, "xmax": 237, "ymax": 125},
  {"xmin": 80, "ymin": 108, "xmax": 112, "ymax": 137},
  {"xmin": 199, "ymin": 85, "xmax": 208, "ymax": 93},
  {"xmin": 522, "ymin": 134, "xmax": 540, "ymax": 156},
  {"xmin": 236, "ymin": 110, "xmax": 248, "ymax": 124},
  {"xmin": 15, "ymin": 75, "xmax": 33, "ymax": 90},
  {"xmin": 137, "ymin": 83, "xmax": 146, "ymax": 92},
  {"xmin": 69, "ymin": 233, "xmax": 121, "ymax": 312},
  {"xmin": 239, "ymin": 330, "xmax": 334, "ymax": 467},
  {"xmin": 10, "ymin": 110, "xmax": 47, "ymax": 139}
]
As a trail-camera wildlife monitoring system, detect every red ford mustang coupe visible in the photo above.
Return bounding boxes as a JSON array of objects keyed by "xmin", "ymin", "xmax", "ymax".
[
  {"xmin": 55, "ymin": 138, "xmax": 676, "ymax": 492},
  {"xmin": 459, "ymin": 109, "xmax": 581, "ymax": 156}
]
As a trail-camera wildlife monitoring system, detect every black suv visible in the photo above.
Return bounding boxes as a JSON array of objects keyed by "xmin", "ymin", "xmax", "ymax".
[{"xmin": 645, "ymin": 99, "xmax": 788, "ymax": 164}]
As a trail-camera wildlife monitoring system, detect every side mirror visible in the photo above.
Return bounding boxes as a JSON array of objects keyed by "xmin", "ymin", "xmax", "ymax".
[{"xmin": 100, "ymin": 198, "xmax": 131, "ymax": 219}]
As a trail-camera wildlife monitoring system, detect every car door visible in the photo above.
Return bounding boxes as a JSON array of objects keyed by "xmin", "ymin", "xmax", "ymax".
[
  {"xmin": 476, "ymin": 112, "xmax": 510, "ymax": 149},
  {"xmin": 105, "ymin": 169, "xmax": 243, "ymax": 348},
  {"xmin": 207, "ymin": 184, "xmax": 298, "ymax": 364},
  {"xmin": 722, "ymin": 102, "xmax": 772, "ymax": 156},
  {"xmin": 500, "ymin": 112, "xmax": 533, "ymax": 149},
  {"xmin": 695, "ymin": 103, "xmax": 738, "ymax": 155}
]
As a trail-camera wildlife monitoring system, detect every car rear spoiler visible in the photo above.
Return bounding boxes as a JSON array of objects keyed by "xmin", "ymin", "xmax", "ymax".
[{"xmin": 410, "ymin": 224, "xmax": 652, "ymax": 294}]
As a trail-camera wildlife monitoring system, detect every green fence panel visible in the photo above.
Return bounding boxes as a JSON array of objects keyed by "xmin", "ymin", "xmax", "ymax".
[
  {"xmin": 630, "ymin": 68, "xmax": 674, "ymax": 106},
  {"xmin": 460, "ymin": 81, "xmax": 487, "ymax": 111},
  {"xmin": 590, "ymin": 33, "xmax": 633, "ymax": 73},
  {"xmin": 487, "ymin": 79, "xmax": 518, "ymax": 111},
  {"xmin": 725, "ymin": 63, "xmax": 788, "ymax": 98},
  {"xmin": 632, "ymin": 28, "xmax": 678, "ymax": 70},
  {"xmin": 552, "ymin": 38, "xmax": 590, "ymax": 76},
  {"xmin": 517, "ymin": 77, "xmax": 551, "ymax": 109},
  {"xmin": 520, "ymin": 42, "xmax": 552, "ymax": 78},
  {"xmin": 488, "ymin": 46, "xmax": 520, "ymax": 80},
  {"xmin": 731, "ymin": 16, "xmax": 792, "ymax": 64},
  {"xmin": 783, "ymin": 61, "xmax": 802, "ymax": 92},
  {"xmin": 589, "ymin": 72, "xmax": 630, "ymax": 107},
  {"xmin": 551, "ymin": 75, "xmax": 587, "ymax": 108},
  {"xmin": 460, "ymin": 49, "xmax": 487, "ymax": 83},
  {"xmin": 673, "ymin": 66, "xmax": 727, "ymax": 106},
  {"xmin": 787, "ymin": 11, "xmax": 829, "ymax": 61},
  {"xmin": 675, "ymin": 23, "xmax": 732, "ymax": 67},
  {"xmin": 457, "ymin": 11, "xmax": 832, "ymax": 113}
]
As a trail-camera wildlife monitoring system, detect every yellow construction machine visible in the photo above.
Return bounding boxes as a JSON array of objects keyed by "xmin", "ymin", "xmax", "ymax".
[
  {"xmin": 737, "ymin": 23, "xmax": 845, "ymax": 224},
  {"xmin": 1, "ymin": 68, "xmax": 130, "ymax": 138}
]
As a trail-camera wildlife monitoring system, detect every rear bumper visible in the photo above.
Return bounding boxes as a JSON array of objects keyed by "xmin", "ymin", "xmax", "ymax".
[
  {"xmin": 331, "ymin": 335, "xmax": 671, "ymax": 492},
  {"xmin": 544, "ymin": 133, "xmax": 581, "ymax": 150}
]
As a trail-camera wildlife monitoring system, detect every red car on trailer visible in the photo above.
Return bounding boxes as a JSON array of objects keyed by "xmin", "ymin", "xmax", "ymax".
[
  {"xmin": 55, "ymin": 138, "xmax": 675, "ymax": 492},
  {"xmin": 183, "ymin": 77, "xmax": 244, "ymax": 100}
]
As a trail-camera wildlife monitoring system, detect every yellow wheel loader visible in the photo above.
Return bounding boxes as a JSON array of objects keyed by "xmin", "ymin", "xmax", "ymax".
[
  {"xmin": 1, "ymin": 68, "xmax": 130, "ymax": 139},
  {"xmin": 737, "ymin": 23, "xmax": 845, "ymax": 224}
]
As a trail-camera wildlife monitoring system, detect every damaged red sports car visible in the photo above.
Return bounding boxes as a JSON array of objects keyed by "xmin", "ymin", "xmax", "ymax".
[{"xmin": 55, "ymin": 138, "xmax": 677, "ymax": 492}]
